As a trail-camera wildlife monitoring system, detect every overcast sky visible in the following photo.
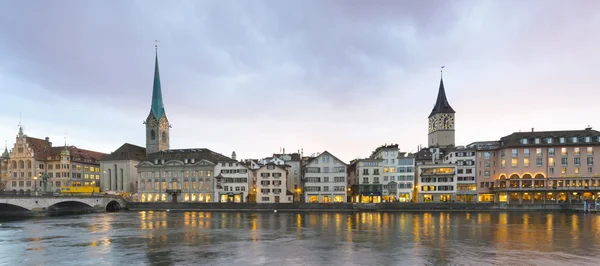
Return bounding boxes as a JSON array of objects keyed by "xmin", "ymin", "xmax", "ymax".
[{"xmin": 1, "ymin": 0, "xmax": 599, "ymax": 162}]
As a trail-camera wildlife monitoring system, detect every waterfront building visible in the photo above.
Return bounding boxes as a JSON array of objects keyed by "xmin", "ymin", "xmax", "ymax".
[
  {"xmin": 443, "ymin": 146, "xmax": 477, "ymax": 202},
  {"xmin": 1, "ymin": 145, "xmax": 9, "ymax": 190},
  {"xmin": 260, "ymin": 151, "xmax": 302, "ymax": 201},
  {"xmin": 477, "ymin": 128, "xmax": 600, "ymax": 204},
  {"xmin": 369, "ymin": 144, "xmax": 414, "ymax": 202},
  {"xmin": 214, "ymin": 152, "xmax": 251, "ymax": 203},
  {"xmin": 302, "ymin": 151, "xmax": 347, "ymax": 203},
  {"xmin": 99, "ymin": 143, "xmax": 146, "ymax": 193},
  {"xmin": 5, "ymin": 126, "xmax": 106, "ymax": 193},
  {"xmin": 347, "ymin": 158, "xmax": 384, "ymax": 203},
  {"xmin": 255, "ymin": 163, "xmax": 293, "ymax": 203},
  {"xmin": 468, "ymin": 141, "xmax": 501, "ymax": 202}
]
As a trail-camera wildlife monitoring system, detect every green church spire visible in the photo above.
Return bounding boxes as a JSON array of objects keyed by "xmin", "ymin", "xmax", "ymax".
[{"xmin": 151, "ymin": 45, "xmax": 165, "ymax": 120}]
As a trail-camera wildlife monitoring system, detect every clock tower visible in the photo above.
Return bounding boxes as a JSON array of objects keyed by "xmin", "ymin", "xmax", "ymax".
[
  {"xmin": 145, "ymin": 46, "xmax": 170, "ymax": 154},
  {"xmin": 427, "ymin": 77, "xmax": 455, "ymax": 148}
]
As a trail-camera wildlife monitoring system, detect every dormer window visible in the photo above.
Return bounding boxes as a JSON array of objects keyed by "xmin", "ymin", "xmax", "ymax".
[
  {"xmin": 547, "ymin": 138, "xmax": 553, "ymax": 144},
  {"xmin": 184, "ymin": 159, "xmax": 189, "ymax": 164},
  {"xmin": 585, "ymin": 136, "xmax": 591, "ymax": 143},
  {"xmin": 559, "ymin": 137, "xmax": 565, "ymax": 144},
  {"xmin": 572, "ymin": 137, "xmax": 578, "ymax": 143},
  {"xmin": 161, "ymin": 159, "xmax": 165, "ymax": 164},
  {"xmin": 535, "ymin": 138, "xmax": 540, "ymax": 144},
  {"xmin": 154, "ymin": 159, "xmax": 159, "ymax": 164},
  {"xmin": 191, "ymin": 158, "xmax": 195, "ymax": 164},
  {"xmin": 521, "ymin": 138, "xmax": 528, "ymax": 144}
]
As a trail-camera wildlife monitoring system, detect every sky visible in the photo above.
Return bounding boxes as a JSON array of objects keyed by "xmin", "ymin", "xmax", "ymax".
[{"xmin": 1, "ymin": 0, "xmax": 599, "ymax": 163}]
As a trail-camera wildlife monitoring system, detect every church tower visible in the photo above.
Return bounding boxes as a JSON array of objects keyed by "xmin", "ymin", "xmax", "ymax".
[
  {"xmin": 427, "ymin": 77, "xmax": 455, "ymax": 148},
  {"xmin": 145, "ymin": 46, "xmax": 170, "ymax": 154}
]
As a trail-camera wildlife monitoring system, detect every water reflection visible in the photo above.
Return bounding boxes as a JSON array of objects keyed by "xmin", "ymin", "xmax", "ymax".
[{"xmin": 1, "ymin": 211, "xmax": 600, "ymax": 265}]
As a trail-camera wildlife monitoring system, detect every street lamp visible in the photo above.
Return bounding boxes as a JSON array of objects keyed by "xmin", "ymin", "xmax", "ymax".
[{"xmin": 33, "ymin": 175, "xmax": 38, "ymax": 196}]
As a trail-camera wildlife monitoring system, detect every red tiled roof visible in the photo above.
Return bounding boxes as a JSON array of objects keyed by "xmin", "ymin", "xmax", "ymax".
[{"xmin": 25, "ymin": 137, "xmax": 52, "ymax": 160}]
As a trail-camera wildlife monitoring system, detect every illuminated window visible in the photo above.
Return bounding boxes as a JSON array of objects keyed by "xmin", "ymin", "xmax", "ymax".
[
  {"xmin": 574, "ymin": 147, "xmax": 580, "ymax": 155},
  {"xmin": 383, "ymin": 167, "xmax": 389, "ymax": 173},
  {"xmin": 575, "ymin": 167, "xmax": 579, "ymax": 174},
  {"xmin": 588, "ymin": 147, "xmax": 593, "ymax": 155},
  {"xmin": 561, "ymin": 168, "xmax": 567, "ymax": 174},
  {"xmin": 511, "ymin": 158, "xmax": 518, "ymax": 167},
  {"xmin": 536, "ymin": 148, "xmax": 543, "ymax": 157},
  {"xmin": 524, "ymin": 158, "xmax": 530, "ymax": 167},
  {"xmin": 390, "ymin": 167, "xmax": 396, "ymax": 173},
  {"xmin": 501, "ymin": 159, "xmax": 506, "ymax": 167},
  {"xmin": 561, "ymin": 148, "xmax": 567, "ymax": 156}
]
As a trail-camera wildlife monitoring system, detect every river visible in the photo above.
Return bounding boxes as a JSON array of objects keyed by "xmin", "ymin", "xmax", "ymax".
[{"xmin": 0, "ymin": 211, "xmax": 599, "ymax": 265}]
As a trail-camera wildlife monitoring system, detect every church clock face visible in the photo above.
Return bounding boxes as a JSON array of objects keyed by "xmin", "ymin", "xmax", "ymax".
[
  {"xmin": 439, "ymin": 114, "xmax": 454, "ymax": 129},
  {"xmin": 159, "ymin": 119, "xmax": 169, "ymax": 130},
  {"xmin": 428, "ymin": 117, "xmax": 436, "ymax": 133}
]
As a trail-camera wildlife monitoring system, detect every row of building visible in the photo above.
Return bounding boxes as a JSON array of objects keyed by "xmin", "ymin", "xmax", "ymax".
[{"xmin": 2, "ymin": 49, "xmax": 599, "ymax": 204}]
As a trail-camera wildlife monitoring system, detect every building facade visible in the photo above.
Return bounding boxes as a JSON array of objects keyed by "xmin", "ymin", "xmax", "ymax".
[
  {"xmin": 1, "ymin": 146, "xmax": 9, "ymax": 191},
  {"xmin": 100, "ymin": 143, "xmax": 146, "ymax": 194},
  {"xmin": 255, "ymin": 163, "xmax": 292, "ymax": 203},
  {"xmin": 478, "ymin": 128, "xmax": 600, "ymax": 204},
  {"xmin": 302, "ymin": 151, "xmax": 347, "ymax": 203},
  {"xmin": 260, "ymin": 152, "xmax": 302, "ymax": 201},
  {"xmin": 214, "ymin": 154, "xmax": 250, "ymax": 203},
  {"xmin": 415, "ymin": 147, "xmax": 458, "ymax": 202},
  {"xmin": 469, "ymin": 141, "xmax": 501, "ymax": 202},
  {"xmin": 444, "ymin": 146, "xmax": 477, "ymax": 202},
  {"xmin": 370, "ymin": 144, "xmax": 414, "ymax": 202},
  {"xmin": 5, "ymin": 126, "xmax": 106, "ymax": 194},
  {"xmin": 348, "ymin": 159, "xmax": 384, "ymax": 203}
]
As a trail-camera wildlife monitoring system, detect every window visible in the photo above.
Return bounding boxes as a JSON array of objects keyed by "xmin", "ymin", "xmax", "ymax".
[
  {"xmin": 547, "ymin": 137, "xmax": 553, "ymax": 144},
  {"xmin": 383, "ymin": 167, "xmax": 389, "ymax": 173},
  {"xmin": 588, "ymin": 157, "xmax": 594, "ymax": 166},
  {"xmin": 524, "ymin": 158, "xmax": 530, "ymax": 167},
  {"xmin": 322, "ymin": 155, "xmax": 329, "ymax": 163},
  {"xmin": 549, "ymin": 148, "xmax": 555, "ymax": 156},
  {"xmin": 535, "ymin": 138, "xmax": 540, "ymax": 144},
  {"xmin": 511, "ymin": 158, "xmax": 518, "ymax": 167},
  {"xmin": 323, "ymin": 167, "xmax": 329, "ymax": 173},
  {"xmin": 549, "ymin": 168, "xmax": 554, "ymax": 174},
  {"xmin": 574, "ymin": 147, "xmax": 580, "ymax": 155},
  {"xmin": 384, "ymin": 176, "xmax": 389, "ymax": 181},
  {"xmin": 561, "ymin": 158, "xmax": 568, "ymax": 166},
  {"xmin": 571, "ymin": 137, "xmax": 578, "ymax": 143},
  {"xmin": 524, "ymin": 149, "xmax": 530, "ymax": 157},
  {"xmin": 362, "ymin": 169, "xmax": 369, "ymax": 175},
  {"xmin": 501, "ymin": 159, "xmax": 506, "ymax": 168},
  {"xmin": 589, "ymin": 167, "xmax": 593, "ymax": 173},
  {"xmin": 586, "ymin": 136, "xmax": 592, "ymax": 143},
  {"xmin": 536, "ymin": 158, "xmax": 542, "ymax": 167},
  {"xmin": 334, "ymin": 177, "xmax": 344, "ymax": 182},
  {"xmin": 363, "ymin": 177, "xmax": 368, "ymax": 183},
  {"xmin": 484, "ymin": 171, "xmax": 490, "ymax": 177},
  {"xmin": 512, "ymin": 149, "xmax": 518, "ymax": 157},
  {"xmin": 150, "ymin": 130, "xmax": 156, "ymax": 140},
  {"xmin": 536, "ymin": 148, "xmax": 543, "ymax": 157},
  {"xmin": 575, "ymin": 167, "xmax": 579, "ymax": 174},
  {"xmin": 559, "ymin": 137, "xmax": 565, "ymax": 143},
  {"xmin": 501, "ymin": 150, "xmax": 505, "ymax": 158},
  {"xmin": 521, "ymin": 138, "xmax": 528, "ymax": 144},
  {"xmin": 484, "ymin": 152, "xmax": 490, "ymax": 159},
  {"xmin": 574, "ymin": 157, "xmax": 581, "ymax": 165},
  {"xmin": 561, "ymin": 167, "xmax": 567, "ymax": 174},
  {"xmin": 587, "ymin": 147, "xmax": 594, "ymax": 155},
  {"xmin": 561, "ymin": 148, "xmax": 567, "ymax": 156}
]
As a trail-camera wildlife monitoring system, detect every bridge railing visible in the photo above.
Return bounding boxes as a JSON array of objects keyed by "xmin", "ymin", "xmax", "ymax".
[{"xmin": 0, "ymin": 191, "xmax": 123, "ymax": 199}]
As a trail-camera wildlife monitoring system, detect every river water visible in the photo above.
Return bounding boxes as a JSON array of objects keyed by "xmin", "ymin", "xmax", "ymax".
[{"xmin": 0, "ymin": 211, "xmax": 599, "ymax": 265}]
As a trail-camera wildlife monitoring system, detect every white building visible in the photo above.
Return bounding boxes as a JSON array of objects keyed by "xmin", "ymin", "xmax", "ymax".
[
  {"xmin": 444, "ymin": 146, "xmax": 476, "ymax": 202},
  {"xmin": 100, "ymin": 143, "xmax": 146, "ymax": 193},
  {"xmin": 214, "ymin": 152, "xmax": 250, "ymax": 203},
  {"xmin": 415, "ymin": 147, "xmax": 457, "ymax": 202},
  {"xmin": 259, "ymin": 152, "xmax": 302, "ymax": 201},
  {"xmin": 348, "ymin": 158, "xmax": 383, "ymax": 203},
  {"xmin": 255, "ymin": 163, "xmax": 292, "ymax": 203},
  {"xmin": 303, "ymin": 151, "xmax": 347, "ymax": 203},
  {"xmin": 370, "ymin": 144, "xmax": 415, "ymax": 202}
]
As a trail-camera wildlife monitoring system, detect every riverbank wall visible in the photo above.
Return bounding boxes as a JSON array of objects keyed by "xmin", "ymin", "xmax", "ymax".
[{"xmin": 126, "ymin": 202, "xmax": 580, "ymax": 212}]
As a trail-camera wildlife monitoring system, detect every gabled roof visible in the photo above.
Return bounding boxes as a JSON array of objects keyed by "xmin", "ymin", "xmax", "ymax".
[
  {"xmin": 306, "ymin": 151, "xmax": 348, "ymax": 165},
  {"xmin": 428, "ymin": 78, "xmax": 455, "ymax": 118},
  {"xmin": 24, "ymin": 137, "xmax": 53, "ymax": 160},
  {"xmin": 272, "ymin": 153, "xmax": 301, "ymax": 161},
  {"xmin": 102, "ymin": 143, "xmax": 147, "ymax": 161}
]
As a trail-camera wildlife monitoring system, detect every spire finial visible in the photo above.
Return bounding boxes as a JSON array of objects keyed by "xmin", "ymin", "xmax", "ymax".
[
  {"xmin": 155, "ymin": 40, "xmax": 159, "ymax": 52},
  {"xmin": 64, "ymin": 133, "xmax": 67, "ymax": 147},
  {"xmin": 440, "ymin": 66, "xmax": 445, "ymax": 79}
]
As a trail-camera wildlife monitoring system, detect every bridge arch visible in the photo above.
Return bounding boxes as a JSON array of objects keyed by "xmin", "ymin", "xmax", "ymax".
[
  {"xmin": 48, "ymin": 201, "xmax": 94, "ymax": 213},
  {"xmin": 106, "ymin": 200, "xmax": 122, "ymax": 212},
  {"xmin": 0, "ymin": 203, "xmax": 31, "ymax": 213}
]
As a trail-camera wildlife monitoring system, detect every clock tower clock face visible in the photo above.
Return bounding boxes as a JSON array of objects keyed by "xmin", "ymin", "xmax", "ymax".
[{"xmin": 438, "ymin": 114, "xmax": 454, "ymax": 130}]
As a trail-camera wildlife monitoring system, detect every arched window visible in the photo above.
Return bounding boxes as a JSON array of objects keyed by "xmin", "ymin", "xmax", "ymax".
[
  {"xmin": 19, "ymin": 160, "xmax": 24, "ymax": 169},
  {"xmin": 162, "ymin": 131, "xmax": 167, "ymax": 143},
  {"xmin": 27, "ymin": 160, "xmax": 32, "ymax": 169},
  {"xmin": 150, "ymin": 130, "xmax": 156, "ymax": 140},
  {"xmin": 11, "ymin": 161, "xmax": 17, "ymax": 169}
]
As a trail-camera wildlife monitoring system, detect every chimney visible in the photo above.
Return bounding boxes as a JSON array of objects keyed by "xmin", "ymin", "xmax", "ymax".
[
  {"xmin": 283, "ymin": 148, "xmax": 285, "ymax": 154},
  {"xmin": 231, "ymin": 151, "xmax": 237, "ymax": 160},
  {"xmin": 531, "ymin": 128, "xmax": 534, "ymax": 132}
]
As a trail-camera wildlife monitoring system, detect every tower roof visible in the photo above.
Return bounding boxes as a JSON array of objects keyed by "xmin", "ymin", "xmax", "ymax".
[
  {"xmin": 150, "ymin": 49, "xmax": 165, "ymax": 120},
  {"xmin": 2, "ymin": 142, "xmax": 9, "ymax": 158},
  {"xmin": 428, "ymin": 78, "xmax": 455, "ymax": 118}
]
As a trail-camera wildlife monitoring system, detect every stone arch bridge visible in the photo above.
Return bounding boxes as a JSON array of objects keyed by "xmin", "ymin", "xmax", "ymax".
[{"xmin": 0, "ymin": 195, "xmax": 126, "ymax": 215}]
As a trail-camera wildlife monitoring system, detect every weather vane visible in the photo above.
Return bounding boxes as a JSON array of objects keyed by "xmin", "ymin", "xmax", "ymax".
[
  {"xmin": 441, "ymin": 66, "xmax": 445, "ymax": 78},
  {"xmin": 155, "ymin": 39, "xmax": 159, "ymax": 50}
]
